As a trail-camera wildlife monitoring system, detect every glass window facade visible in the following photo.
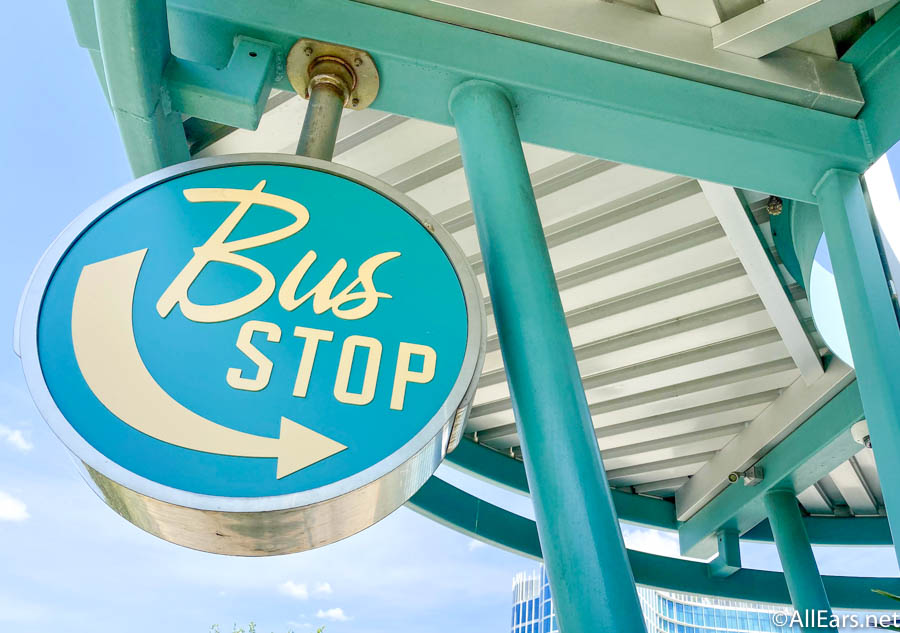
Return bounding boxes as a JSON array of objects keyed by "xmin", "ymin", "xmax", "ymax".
[{"xmin": 509, "ymin": 565, "xmax": 840, "ymax": 633}]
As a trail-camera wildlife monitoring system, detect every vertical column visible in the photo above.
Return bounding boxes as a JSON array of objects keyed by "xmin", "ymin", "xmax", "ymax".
[
  {"xmin": 449, "ymin": 80, "xmax": 646, "ymax": 633},
  {"xmin": 764, "ymin": 490, "xmax": 834, "ymax": 631},
  {"xmin": 815, "ymin": 169, "xmax": 900, "ymax": 563}
]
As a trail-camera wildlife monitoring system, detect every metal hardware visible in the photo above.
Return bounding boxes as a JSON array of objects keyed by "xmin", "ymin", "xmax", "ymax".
[
  {"xmin": 766, "ymin": 196, "xmax": 783, "ymax": 216},
  {"xmin": 287, "ymin": 39, "xmax": 379, "ymax": 109},
  {"xmin": 728, "ymin": 466, "xmax": 764, "ymax": 486},
  {"xmin": 742, "ymin": 466, "xmax": 764, "ymax": 486},
  {"xmin": 851, "ymin": 420, "xmax": 871, "ymax": 449},
  {"xmin": 287, "ymin": 39, "xmax": 380, "ymax": 160}
]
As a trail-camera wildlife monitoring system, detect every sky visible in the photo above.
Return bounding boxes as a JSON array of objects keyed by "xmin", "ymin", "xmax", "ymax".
[{"xmin": 0, "ymin": 4, "xmax": 899, "ymax": 633}]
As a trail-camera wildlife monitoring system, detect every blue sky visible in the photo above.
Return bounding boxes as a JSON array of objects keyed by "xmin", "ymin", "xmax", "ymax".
[{"xmin": 0, "ymin": 4, "xmax": 898, "ymax": 633}]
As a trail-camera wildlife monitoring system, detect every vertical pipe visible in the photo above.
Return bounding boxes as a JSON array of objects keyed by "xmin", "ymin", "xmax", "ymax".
[
  {"xmin": 815, "ymin": 168, "xmax": 900, "ymax": 564},
  {"xmin": 764, "ymin": 489, "xmax": 834, "ymax": 631},
  {"xmin": 449, "ymin": 80, "xmax": 646, "ymax": 633},
  {"xmin": 296, "ymin": 82, "xmax": 345, "ymax": 160}
]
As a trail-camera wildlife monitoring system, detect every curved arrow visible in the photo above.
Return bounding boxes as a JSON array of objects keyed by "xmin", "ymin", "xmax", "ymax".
[{"xmin": 70, "ymin": 249, "xmax": 346, "ymax": 479}]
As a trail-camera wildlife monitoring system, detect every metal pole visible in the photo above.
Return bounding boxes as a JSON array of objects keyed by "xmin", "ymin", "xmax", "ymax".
[
  {"xmin": 296, "ymin": 79, "xmax": 345, "ymax": 160},
  {"xmin": 286, "ymin": 40, "xmax": 379, "ymax": 161},
  {"xmin": 764, "ymin": 489, "xmax": 834, "ymax": 631},
  {"xmin": 449, "ymin": 80, "xmax": 646, "ymax": 633},
  {"xmin": 815, "ymin": 168, "xmax": 900, "ymax": 564}
]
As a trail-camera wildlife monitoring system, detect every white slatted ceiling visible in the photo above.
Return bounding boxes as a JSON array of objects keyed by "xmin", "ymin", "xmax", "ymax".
[
  {"xmin": 799, "ymin": 450, "xmax": 886, "ymax": 517},
  {"xmin": 198, "ymin": 96, "xmax": 875, "ymax": 517}
]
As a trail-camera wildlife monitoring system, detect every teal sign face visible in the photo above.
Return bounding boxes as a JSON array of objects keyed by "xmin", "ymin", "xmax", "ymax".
[{"xmin": 18, "ymin": 156, "xmax": 483, "ymax": 555}]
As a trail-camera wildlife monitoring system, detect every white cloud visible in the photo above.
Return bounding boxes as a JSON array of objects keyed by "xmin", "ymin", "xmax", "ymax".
[
  {"xmin": 316, "ymin": 608, "xmax": 350, "ymax": 622},
  {"xmin": 467, "ymin": 539, "xmax": 487, "ymax": 552},
  {"xmin": 279, "ymin": 580, "xmax": 332, "ymax": 600},
  {"xmin": 0, "ymin": 491, "xmax": 29, "ymax": 522},
  {"xmin": 621, "ymin": 525, "xmax": 680, "ymax": 558},
  {"xmin": 312, "ymin": 581, "xmax": 332, "ymax": 596},
  {"xmin": 279, "ymin": 580, "xmax": 309, "ymax": 600},
  {"xmin": 0, "ymin": 425, "xmax": 32, "ymax": 452}
]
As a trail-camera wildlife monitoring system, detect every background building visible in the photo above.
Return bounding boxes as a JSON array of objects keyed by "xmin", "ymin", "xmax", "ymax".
[
  {"xmin": 512, "ymin": 565, "xmax": 896, "ymax": 633},
  {"xmin": 512, "ymin": 566, "xmax": 800, "ymax": 633}
]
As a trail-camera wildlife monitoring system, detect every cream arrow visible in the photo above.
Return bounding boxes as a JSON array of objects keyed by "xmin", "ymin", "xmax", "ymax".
[{"xmin": 70, "ymin": 249, "xmax": 346, "ymax": 479}]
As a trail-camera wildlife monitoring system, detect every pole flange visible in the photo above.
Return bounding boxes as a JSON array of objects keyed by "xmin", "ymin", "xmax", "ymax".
[{"xmin": 286, "ymin": 39, "xmax": 379, "ymax": 110}]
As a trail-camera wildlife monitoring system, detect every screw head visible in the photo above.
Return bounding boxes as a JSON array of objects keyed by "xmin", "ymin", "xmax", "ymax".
[
  {"xmin": 354, "ymin": 57, "xmax": 363, "ymax": 67},
  {"xmin": 304, "ymin": 46, "xmax": 313, "ymax": 56},
  {"xmin": 351, "ymin": 97, "xmax": 360, "ymax": 107}
]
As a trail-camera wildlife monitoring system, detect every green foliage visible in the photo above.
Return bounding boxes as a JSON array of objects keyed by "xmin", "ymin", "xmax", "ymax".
[{"xmin": 872, "ymin": 590, "xmax": 900, "ymax": 631}]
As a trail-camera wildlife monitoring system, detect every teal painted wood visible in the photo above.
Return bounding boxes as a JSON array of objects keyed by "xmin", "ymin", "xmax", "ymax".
[
  {"xmin": 843, "ymin": 3, "xmax": 900, "ymax": 161},
  {"xmin": 92, "ymin": 0, "xmax": 189, "ymax": 176},
  {"xmin": 764, "ymin": 490, "xmax": 834, "ymax": 631},
  {"xmin": 407, "ymin": 477, "xmax": 900, "ymax": 610},
  {"xmin": 447, "ymin": 439, "xmax": 679, "ymax": 531},
  {"xmin": 709, "ymin": 529, "xmax": 742, "ymax": 578},
  {"xmin": 446, "ymin": 439, "xmax": 531, "ymax": 494},
  {"xmin": 450, "ymin": 80, "xmax": 646, "ymax": 633},
  {"xmin": 164, "ymin": 37, "xmax": 276, "ymax": 131},
  {"xmin": 447, "ymin": 439, "xmax": 895, "ymax": 545},
  {"xmin": 679, "ymin": 380, "xmax": 865, "ymax": 558},
  {"xmin": 743, "ymin": 516, "xmax": 892, "ymax": 546},
  {"xmin": 66, "ymin": 0, "xmax": 873, "ymax": 201},
  {"xmin": 815, "ymin": 169, "xmax": 900, "ymax": 564},
  {"xmin": 774, "ymin": 201, "xmax": 824, "ymax": 292}
]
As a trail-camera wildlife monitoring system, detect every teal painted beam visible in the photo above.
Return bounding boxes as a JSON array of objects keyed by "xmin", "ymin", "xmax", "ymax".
[
  {"xmin": 165, "ymin": 36, "xmax": 277, "ymax": 130},
  {"xmin": 93, "ymin": 0, "xmax": 189, "ymax": 176},
  {"xmin": 771, "ymin": 200, "xmax": 824, "ymax": 293},
  {"xmin": 359, "ymin": 0, "xmax": 863, "ymax": 116},
  {"xmin": 816, "ymin": 169, "xmax": 900, "ymax": 565},
  {"xmin": 447, "ymin": 439, "xmax": 680, "ymax": 530},
  {"xmin": 743, "ymin": 516, "xmax": 893, "ymax": 546},
  {"xmin": 709, "ymin": 529, "xmax": 741, "ymax": 578},
  {"xmin": 679, "ymin": 381, "xmax": 864, "ymax": 558},
  {"xmin": 446, "ymin": 439, "xmax": 529, "ymax": 494},
  {"xmin": 410, "ymin": 476, "xmax": 542, "ymax": 559},
  {"xmin": 75, "ymin": 0, "xmax": 276, "ymax": 170},
  {"xmin": 447, "ymin": 438, "xmax": 894, "ymax": 545},
  {"xmin": 765, "ymin": 490, "xmax": 834, "ymax": 631},
  {"xmin": 407, "ymin": 477, "xmax": 900, "ymax": 610},
  {"xmin": 157, "ymin": 0, "xmax": 869, "ymax": 201},
  {"xmin": 451, "ymin": 80, "xmax": 646, "ymax": 632},
  {"xmin": 66, "ymin": 0, "xmax": 99, "ymax": 50},
  {"xmin": 843, "ymin": 3, "xmax": 900, "ymax": 161}
]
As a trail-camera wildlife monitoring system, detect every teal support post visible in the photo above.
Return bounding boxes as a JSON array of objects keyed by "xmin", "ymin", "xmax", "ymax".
[
  {"xmin": 449, "ymin": 80, "xmax": 646, "ymax": 633},
  {"xmin": 764, "ymin": 490, "xmax": 834, "ymax": 631},
  {"xmin": 709, "ymin": 528, "xmax": 741, "ymax": 578},
  {"xmin": 815, "ymin": 169, "xmax": 900, "ymax": 563},
  {"xmin": 93, "ymin": 0, "xmax": 189, "ymax": 176}
]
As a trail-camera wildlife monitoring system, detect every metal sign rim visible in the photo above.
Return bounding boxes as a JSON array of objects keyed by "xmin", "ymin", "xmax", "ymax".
[{"xmin": 18, "ymin": 153, "xmax": 485, "ymax": 518}]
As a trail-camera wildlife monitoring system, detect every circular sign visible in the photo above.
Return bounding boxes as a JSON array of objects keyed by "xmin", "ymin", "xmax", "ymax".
[{"xmin": 18, "ymin": 155, "xmax": 484, "ymax": 555}]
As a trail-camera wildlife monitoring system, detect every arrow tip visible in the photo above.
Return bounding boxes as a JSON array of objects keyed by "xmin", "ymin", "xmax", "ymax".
[{"xmin": 276, "ymin": 417, "xmax": 347, "ymax": 479}]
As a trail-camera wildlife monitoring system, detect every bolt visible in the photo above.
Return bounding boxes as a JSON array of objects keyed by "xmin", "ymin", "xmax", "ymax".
[
  {"xmin": 304, "ymin": 46, "xmax": 313, "ymax": 56},
  {"xmin": 351, "ymin": 97, "xmax": 360, "ymax": 107},
  {"xmin": 354, "ymin": 57, "xmax": 363, "ymax": 67}
]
